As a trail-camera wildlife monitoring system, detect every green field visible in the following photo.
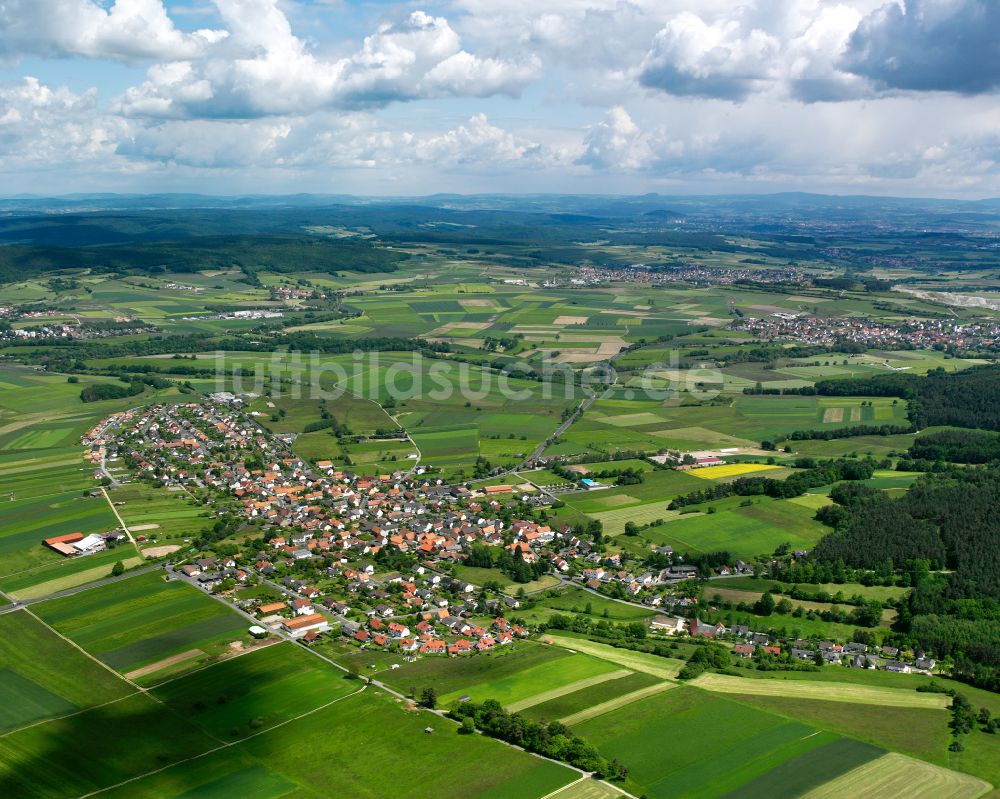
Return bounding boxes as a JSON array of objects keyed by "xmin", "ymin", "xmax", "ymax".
[
  {"xmin": 638, "ymin": 497, "xmax": 828, "ymax": 559},
  {"xmin": 151, "ymin": 642, "xmax": 358, "ymax": 739},
  {"xmin": 0, "ymin": 692, "xmax": 217, "ymax": 798},
  {"xmin": 98, "ymin": 689, "xmax": 576, "ymax": 799},
  {"xmin": 0, "ymin": 490, "xmax": 119, "ymax": 577},
  {"xmin": 542, "ymin": 635, "xmax": 685, "ymax": 680},
  {"xmin": 378, "ymin": 639, "xmax": 571, "ymax": 700},
  {"xmin": 32, "ymin": 571, "xmax": 248, "ymax": 681},
  {"xmin": 518, "ymin": 671, "xmax": 662, "ymax": 723},
  {"xmin": 108, "ymin": 482, "xmax": 214, "ymax": 545},
  {"xmin": 572, "ymin": 687, "xmax": 880, "ymax": 799},
  {"xmin": 523, "ymin": 587, "xmax": 655, "ymax": 624},
  {"xmin": 437, "ymin": 650, "xmax": 620, "ymax": 707},
  {"xmin": 0, "ymin": 610, "xmax": 135, "ymax": 734}
]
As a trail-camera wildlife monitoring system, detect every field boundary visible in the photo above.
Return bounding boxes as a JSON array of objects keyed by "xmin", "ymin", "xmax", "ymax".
[
  {"xmin": 123, "ymin": 648, "xmax": 204, "ymax": 681},
  {"xmin": 21, "ymin": 607, "xmax": 145, "ymax": 692},
  {"xmin": 79, "ymin": 684, "xmax": 369, "ymax": 798},
  {"xmin": 506, "ymin": 669, "xmax": 632, "ymax": 713},
  {"xmin": 559, "ymin": 681, "xmax": 675, "ymax": 726}
]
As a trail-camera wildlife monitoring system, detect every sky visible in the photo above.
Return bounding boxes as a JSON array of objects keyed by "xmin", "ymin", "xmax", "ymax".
[{"xmin": 1, "ymin": 0, "xmax": 1000, "ymax": 197}]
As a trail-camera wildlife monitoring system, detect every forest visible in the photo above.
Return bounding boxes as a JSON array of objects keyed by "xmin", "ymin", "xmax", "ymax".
[
  {"xmin": 811, "ymin": 467, "xmax": 1000, "ymax": 691},
  {"xmin": 814, "ymin": 365, "xmax": 1000, "ymax": 430},
  {"xmin": 0, "ymin": 235, "xmax": 403, "ymax": 283},
  {"xmin": 908, "ymin": 429, "xmax": 1000, "ymax": 463}
]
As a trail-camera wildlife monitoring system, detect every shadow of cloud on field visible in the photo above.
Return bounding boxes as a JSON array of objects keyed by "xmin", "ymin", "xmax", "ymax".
[
  {"xmin": 0, "ymin": 647, "xmax": 360, "ymax": 798},
  {"xmin": 0, "ymin": 695, "xmax": 216, "ymax": 798}
]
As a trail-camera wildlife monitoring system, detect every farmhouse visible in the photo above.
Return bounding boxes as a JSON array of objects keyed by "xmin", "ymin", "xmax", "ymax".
[
  {"xmin": 43, "ymin": 532, "xmax": 84, "ymax": 556},
  {"xmin": 281, "ymin": 613, "xmax": 330, "ymax": 639},
  {"xmin": 43, "ymin": 532, "xmax": 106, "ymax": 557}
]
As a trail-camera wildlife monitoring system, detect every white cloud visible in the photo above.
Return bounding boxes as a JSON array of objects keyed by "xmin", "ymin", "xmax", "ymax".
[
  {"xmin": 0, "ymin": 77, "xmax": 125, "ymax": 166},
  {"xmin": 0, "ymin": 0, "xmax": 225, "ymax": 62},
  {"xmin": 576, "ymin": 106, "xmax": 653, "ymax": 169},
  {"xmin": 409, "ymin": 113, "xmax": 548, "ymax": 167},
  {"xmin": 639, "ymin": 12, "xmax": 781, "ymax": 101},
  {"xmin": 117, "ymin": 111, "xmax": 552, "ymax": 172},
  {"xmin": 115, "ymin": 5, "xmax": 540, "ymax": 118}
]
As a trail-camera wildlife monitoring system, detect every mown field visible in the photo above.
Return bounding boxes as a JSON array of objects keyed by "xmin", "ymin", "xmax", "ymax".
[
  {"xmin": 32, "ymin": 571, "xmax": 248, "ymax": 683},
  {"xmin": 108, "ymin": 481, "xmax": 214, "ymax": 547},
  {"xmin": 635, "ymin": 495, "xmax": 829, "ymax": 559}
]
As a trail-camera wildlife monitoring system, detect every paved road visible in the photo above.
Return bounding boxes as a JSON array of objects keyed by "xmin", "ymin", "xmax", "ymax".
[
  {"xmin": 518, "ymin": 353, "xmax": 621, "ymax": 471},
  {"xmin": 98, "ymin": 448, "xmax": 121, "ymax": 488},
  {"xmin": 554, "ymin": 573, "xmax": 658, "ymax": 611}
]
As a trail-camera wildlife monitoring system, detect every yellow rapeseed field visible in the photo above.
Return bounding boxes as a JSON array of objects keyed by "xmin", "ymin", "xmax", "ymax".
[{"xmin": 689, "ymin": 462, "xmax": 783, "ymax": 480}]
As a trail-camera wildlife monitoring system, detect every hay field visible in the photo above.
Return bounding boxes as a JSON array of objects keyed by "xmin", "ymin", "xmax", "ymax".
[{"xmin": 690, "ymin": 674, "xmax": 951, "ymax": 709}]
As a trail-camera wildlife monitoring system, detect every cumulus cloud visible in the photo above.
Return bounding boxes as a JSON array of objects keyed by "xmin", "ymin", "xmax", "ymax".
[
  {"xmin": 638, "ymin": 12, "xmax": 781, "ymax": 101},
  {"xmin": 842, "ymin": 0, "xmax": 1000, "ymax": 94},
  {"xmin": 118, "ymin": 112, "xmax": 552, "ymax": 172},
  {"xmin": 636, "ymin": 1, "xmax": 1000, "ymax": 102},
  {"xmin": 409, "ymin": 113, "xmax": 548, "ymax": 167},
  {"xmin": 115, "ymin": 5, "xmax": 540, "ymax": 118},
  {"xmin": 0, "ymin": 0, "xmax": 225, "ymax": 62},
  {"xmin": 0, "ymin": 76, "xmax": 125, "ymax": 166},
  {"xmin": 576, "ymin": 106, "xmax": 654, "ymax": 169}
]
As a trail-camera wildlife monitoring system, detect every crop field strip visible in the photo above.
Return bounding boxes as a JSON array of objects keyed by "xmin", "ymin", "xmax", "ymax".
[
  {"xmin": 557, "ymin": 680, "xmax": 676, "ymax": 727},
  {"xmin": 437, "ymin": 650, "xmax": 622, "ymax": 707},
  {"xmin": 799, "ymin": 752, "xmax": 991, "ymax": 799},
  {"xmin": 505, "ymin": 669, "xmax": 632, "ymax": 713},
  {"xmin": 572, "ymin": 687, "xmax": 845, "ymax": 799},
  {"xmin": 542, "ymin": 635, "xmax": 685, "ymax": 680},
  {"xmin": 689, "ymin": 673, "xmax": 952, "ymax": 709}
]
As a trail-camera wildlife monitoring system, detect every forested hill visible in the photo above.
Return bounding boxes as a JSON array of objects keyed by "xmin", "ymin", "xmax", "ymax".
[
  {"xmin": 814, "ymin": 365, "xmax": 1000, "ymax": 430},
  {"xmin": 0, "ymin": 235, "xmax": 403, "ymax": 283}
]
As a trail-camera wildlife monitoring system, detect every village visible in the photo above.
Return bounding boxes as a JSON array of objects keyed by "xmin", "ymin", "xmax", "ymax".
[
  {"xmin": 729, "ymin": 313, "xmax": 1000, "ymax": 353},
  {"xmin": 74, "ymin": 399, "xmax": 943, "ymax": 681}
]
